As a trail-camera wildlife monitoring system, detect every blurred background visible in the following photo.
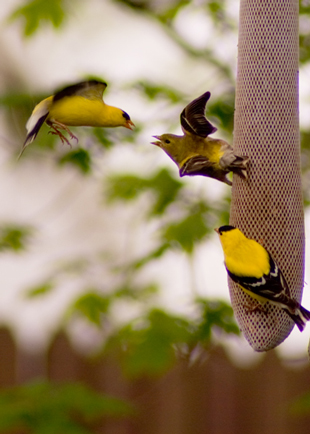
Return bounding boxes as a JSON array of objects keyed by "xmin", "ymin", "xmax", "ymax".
[{"xmin": 1, "ymin": 0, "xmax": 310, "ymax": 432}]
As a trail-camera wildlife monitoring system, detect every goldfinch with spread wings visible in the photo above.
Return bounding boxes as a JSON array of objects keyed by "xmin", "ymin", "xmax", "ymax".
[
  {"xmin": 20, "ymin": 80, "xmax": 134, "ymax": 157},
  {"xmin": 215, "ymin": 225, "xmax": 310, "ymax": 332},
  {"xmin": 152, "ymin": 92, "xmax": 249, "ymax": 185}
]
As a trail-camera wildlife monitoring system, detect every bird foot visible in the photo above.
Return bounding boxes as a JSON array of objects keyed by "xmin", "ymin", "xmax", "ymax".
[
  {"xmin": 48, "ymin": 130, "xmax": 72, "ymax": 147},
  {"xmin": 47, "ymin": 121, "xmax": 78, "ymax": 147},
  {"xmin": 67, "ymin": 131, "xmax": 78, "ymax": 143},
  {"xmin": 242, "ymin": 302, "xmax": 268, "ymax": 316}
]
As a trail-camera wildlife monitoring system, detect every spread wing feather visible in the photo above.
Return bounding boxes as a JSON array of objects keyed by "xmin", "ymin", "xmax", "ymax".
[
  {"xmin": 180, "ymin": 91, "xmax": 217, "ymax": 137},
  {"xmin": 53, "ymin": 80, "xmax": 107, "ymax": 102}
]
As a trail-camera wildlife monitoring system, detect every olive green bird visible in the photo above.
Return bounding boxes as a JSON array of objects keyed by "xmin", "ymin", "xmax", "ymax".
[{"xmin": 152, "ymin": 92, "xmax": 249, "ymax": 185}]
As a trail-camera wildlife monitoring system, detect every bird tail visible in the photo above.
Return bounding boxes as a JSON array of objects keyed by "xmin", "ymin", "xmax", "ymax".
[
  {"xmin": 220, "ymin": 149, "xmax": 249, "ymax": 180},
  {"xmin": 18, "ymin": 112, "xmax": 48, "ymax": 159},
  {"xmin": 285, "ymin": 304, "xmax": 310, "ymax": 332},
  {"xmin": 228, "ymin": 155, "xmax": 250, "ymax": 179}
]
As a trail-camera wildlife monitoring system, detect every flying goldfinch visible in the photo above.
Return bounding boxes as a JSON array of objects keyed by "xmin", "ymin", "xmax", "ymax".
[
  {"xmin": 215, "ymin": 225, "xmax": 310, "ymax": 332},
  {"xmin": 151, "ymin": 92, "xmax": 249, "ymax": 185},
  {"xmin": 20, "ymin": 80, "xmax": 135, "ymax": 157}
]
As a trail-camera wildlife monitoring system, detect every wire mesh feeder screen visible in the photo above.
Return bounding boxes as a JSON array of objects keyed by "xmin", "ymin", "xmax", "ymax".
[{"xmin": 229, "ymin": 0, "xmax": 304, "ymax": 351}]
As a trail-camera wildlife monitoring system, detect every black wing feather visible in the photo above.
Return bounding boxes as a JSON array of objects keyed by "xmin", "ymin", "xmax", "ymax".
[
  {"xmin": 53, "ymin": 80, "xmax": 107, "ymax": 102},
  {"xmin": 180, "ymin": 91, "xmax": 217, "ymax": 137},
  {"xmin": 226, "ymin": 254, "xmax": 291, "ymax": 302}
]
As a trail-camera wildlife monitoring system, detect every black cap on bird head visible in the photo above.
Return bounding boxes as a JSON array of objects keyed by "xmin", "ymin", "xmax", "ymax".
[
  {"xmin": 214, "ymin": 225, "xmax": 236, "ymax": 235},
  {"xmin": 122, "ymin": 111, "xmax": 135, "ymax": 130},
  {"xmin": 122, "ymin": 111, "xmax": 130, "ymax": 121}
]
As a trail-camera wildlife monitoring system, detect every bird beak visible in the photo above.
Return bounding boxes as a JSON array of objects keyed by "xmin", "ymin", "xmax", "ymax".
[
  {"xmin": 124, "ymin": 120, "xmax": 135, "ymax": 130},
  {"xmin": 214, "ymin": 228, "xmax": 219, "ymax": 234},
  {"xmin": 151, "ymin": 135, "xmax": 161, "ymax": 147}
]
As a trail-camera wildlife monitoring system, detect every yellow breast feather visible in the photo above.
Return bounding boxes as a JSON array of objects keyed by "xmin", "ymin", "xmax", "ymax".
[{"xmin": 20, "ymin": 80, "xmax": 134, "ymax": 158}]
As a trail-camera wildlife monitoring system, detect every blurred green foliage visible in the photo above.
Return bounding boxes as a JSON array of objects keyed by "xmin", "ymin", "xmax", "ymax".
[
  {"xmin": 290, "ymin": 390, "xmax": 310, "ymax": 416},
  {"xmin": 0, "ymin": 381, "xmax": 132, "ymax": 433},
  {"xmin": 0, "ymin": 224, "xmax": 33, "ymax": 253},
  {"xmin": 58, "ymin": 148, "xmax": 92, "ymax": 174},
  {"xmin": 68, "ymin": 292, "xmax": 111, "ymax": 326},
  {"xmin": 2, "ymin": 0, "xmax": 310, "ymax": 428},
  {"xmin": 108, "ymin": 308, "xmax": 192, "ymax": 377},
  {"xmin": 9, "ymin": 0, "xmax": 67, "ymax": 37},
  {"xmin": 194, "ymin": 298, "xmax": 240, "ymax": 342},
  {"xmin": 25, "ymin": 281, "xmax": 55, "ymax": 298},
  {"xmin": 106, "ymin": 168, "xmax": 183, "ymax": 216},
  {"xmin": 105, "ymin": 303, "xmax": 239, "ymax": 378},
  {"xmin": 133, "ymin": 81, "xmax": 183, "ymax": 103},
  {"xmin": 162, "ymin": 205, "xmax": 210, "ymax": 253}
]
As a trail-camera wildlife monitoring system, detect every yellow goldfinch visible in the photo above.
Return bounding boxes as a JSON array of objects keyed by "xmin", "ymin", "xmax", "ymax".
[
  {"xmin": 215, "ymin": 225, "xmax": 310, "ymax": 332},
  {"xmin": 20, "ymin": 80, "xmax": 135, "ymax": 157},
  {"xmin": 152, "ymin": 92, "xmax": 249, "ymax": 185}
]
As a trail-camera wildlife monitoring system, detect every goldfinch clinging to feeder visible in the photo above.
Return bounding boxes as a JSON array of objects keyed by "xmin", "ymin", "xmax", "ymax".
[
  {"xmin": 215, "ymin": 225, "xmax": 310, "ymax": 332},
  {"xmin": 151, "ymin": 92, "xmax": 249, "ymax": 185},
  {"xmin": 20, "ymin": 80, "xmax": 135, "ymax": 157}
]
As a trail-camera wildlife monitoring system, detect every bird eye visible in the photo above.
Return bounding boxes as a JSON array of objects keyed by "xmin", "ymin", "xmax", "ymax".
[
  {"xmin": 122, "ymin": 111, "xmax": 130, "ymax": 120},
  {"xmin": 165, "ymin": 139, "xmax": 170, "ymax": 144}
]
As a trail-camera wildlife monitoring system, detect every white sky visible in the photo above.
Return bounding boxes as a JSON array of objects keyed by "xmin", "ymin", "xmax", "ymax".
[{"xmin": 0, "ymin": 0, "xmax": 310, "ymax": 364}]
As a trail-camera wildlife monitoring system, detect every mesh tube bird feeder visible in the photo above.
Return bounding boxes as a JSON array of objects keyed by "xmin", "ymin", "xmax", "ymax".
[{"xmin": 229, "ymin": 0, "xmax": 304, "ymax": 351}]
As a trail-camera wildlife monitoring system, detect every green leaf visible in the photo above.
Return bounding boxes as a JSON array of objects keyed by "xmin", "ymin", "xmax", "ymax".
[
  {"xmin": 69, "ymin": 292, "xmax": 110, "ymax": 326},
  {"xmin": 9, "ymin": 0, "xmax": 67, "ymax": 37},
  {"xmin": 162, "ymin": 210, "xmax": 209, "ymax": 253},
  {"xmin": 92, "ymin": 128, "xmax": 115, "ymax": 149},
  {"xmin": 128, "ymin": 243, "xmax": 170, "ymax": 270},
  {"xmin": 0, "ymin": 93, "xmax": 37, "ymax": 109},
  {"xmin": 207, "ymin": 92, "xmax": 235, "ymax": 134},
  {"xmin": 106, "ymin": 169, "xmax": 183, "ymax": 216},
  {"xmin": 58, "ymin": 149, "xmax": 91, "ymax": 174},
  {"xmin": 106, "ymin": 173, "xmax": 146, "ymax": 202},
  {"xmin": 148, "ymin": 169, "xmax": 183, "ymax": 215},
  {"xmin": 300, "ymin": 34, "xmax": 310, "ymax": 64},
  {"xmin": 133, "ymin": 81, "xmax": 183, "ymax": 103},
  {"xmin": 300, "ymin": 0, "xmax": 310, "ymax": 15},
  {"xmin": 114, "ymin": 283, "xmax": 158, "ymax": 300},
  {"xmin": 194, "ymin": 299, "xmax": 240, "ymax": 344},
  {"xmin": 25, "ymin": 281, "xmax": 54, "ymax": 298},
  {"xmin": 0, "ymin": 380, "xmax": 132, "ymax": 433},
  {"xmin": 0, "ymin": 224, "xmax": 33, "ymax": 253},
  {"xmin": 109, "ymin": 308, "xmax": 191, "ymax": 378}
]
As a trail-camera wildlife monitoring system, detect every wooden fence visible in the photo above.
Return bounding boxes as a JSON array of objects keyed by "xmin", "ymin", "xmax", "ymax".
[{"xmin": 0, "ymin": 327, "xmax": 310, "ymax": 434}]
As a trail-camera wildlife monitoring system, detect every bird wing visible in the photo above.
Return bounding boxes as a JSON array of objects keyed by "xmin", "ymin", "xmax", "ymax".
[
  {"xmin": 180, "ymin": 91, "xmax": 217, "ymax": 137},
  {"xmin": 180, "ymin": 155, "xmax": 215, "ymax": 177},
  {"xmin": 227, "ymin": 254, "xmax": 291, "ymax": 302},
  {"xmin": 180, "ymin": 155, "xmax": 231, "ymax": 185},
  {"xmin": 53, "ymin": 80, "xmax": 107, "ymax": 103}
]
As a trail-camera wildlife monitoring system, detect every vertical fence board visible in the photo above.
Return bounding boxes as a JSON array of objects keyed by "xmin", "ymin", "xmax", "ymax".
[
  {"xmin": 154, "ymin": 363, "xmax": 184, "ymax": 434},
  {"xmin": 285, "ymin": 361, "xmax": 310, "ymax": 434},
  {"xmin": 1, "ymin": 330, "xmax": 310, "ymax": 433},
  {"xmin": 47, "ymin": 332, "xmax": 88, "ymax": 382},
  {"xmin": 0, "ymin": 328, "xmax": 15, "ymax": 387},
  {"xmin": 206, "ymin": 348, "xmax": 238, "ymax": 434},
  {"xmin": 93, "ymin": 355, "xmax": 132, "ymax": 434},
  {"xmin": 235, "ymin": 351, "xmax": 288, "ymax": 434},
  {"xmin": 16, "ymin": 348, "xmax": 46, "ymax": 383}
]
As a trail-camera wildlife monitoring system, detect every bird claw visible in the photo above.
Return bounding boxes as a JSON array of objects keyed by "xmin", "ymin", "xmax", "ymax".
[
  {"xmin": 47, "ymin": 121, "xmax": 78, "ymax": 148},
  {"xmin": 48, "ymin": 130, "xmax": 72, "ymax": 147},
  {"xmin": 242, "ymin": 302, "xmax": 268, "ymax": 316},
  {"xmin": 71, "ymin": 134, "xmax": 78, "ymax": 143}
]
